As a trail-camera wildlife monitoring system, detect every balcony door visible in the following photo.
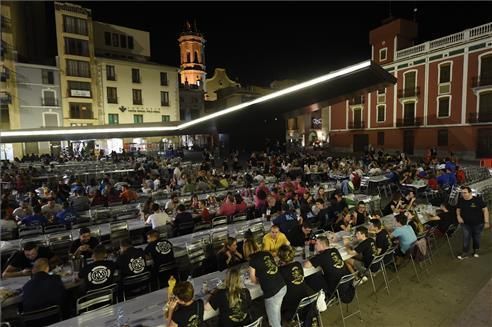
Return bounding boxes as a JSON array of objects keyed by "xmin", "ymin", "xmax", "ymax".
[
  {"xmin": 353, "ymin": 108, "xmax": 362, "ymax": 128},
  {"xmin": 480, "ymin": 55, "xmax": 492, "ymax": 81},
  {"xmin": 404, "ymin": 71, "xmax": 416, "ymax": 95},
  {"xmin": 479, "ymin": 91, "xmax": 492, "ymax": 122}
]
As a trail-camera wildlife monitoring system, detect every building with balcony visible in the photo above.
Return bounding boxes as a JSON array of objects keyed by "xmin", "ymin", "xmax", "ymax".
[
  {"xmin": 54, "ymin": 2, "xmax": 100, "ymax": 128},
  {"xmin": 15, "ymin": 63, "xmax": 63, "ymax": 155},
  {"xmin": 291, "ymin": 18, "xmax": 492, "ymax": 158}
]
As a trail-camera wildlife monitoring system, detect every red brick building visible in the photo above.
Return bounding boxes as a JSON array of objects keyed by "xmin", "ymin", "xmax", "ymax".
[{"xmin": 326, "ymin": 19, "xmax": 492, "ymax": 159}]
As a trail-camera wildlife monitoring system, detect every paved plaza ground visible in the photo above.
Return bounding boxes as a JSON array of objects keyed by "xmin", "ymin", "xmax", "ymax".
[{"xmin": 319, "ymin": 229, "xmax": 492, "ymax": 327}]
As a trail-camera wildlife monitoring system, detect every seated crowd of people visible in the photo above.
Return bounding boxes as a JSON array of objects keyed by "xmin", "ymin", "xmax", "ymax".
[{"xmin": 0, "ymin": 146, "xmax": 479, "ymax": 326}]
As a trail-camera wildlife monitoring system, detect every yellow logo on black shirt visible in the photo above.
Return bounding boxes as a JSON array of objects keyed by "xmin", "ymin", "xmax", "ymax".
[
  {"xmin": 291, "ymin": 266, "xmax": 304, "ymax": 285},
  {"xmin": 331, "ymin": 251, "xmax": 344, "ymax": 269},
  {"xmin": 264, "ymin": 256, "xmax": 278, "ymax": 275}
]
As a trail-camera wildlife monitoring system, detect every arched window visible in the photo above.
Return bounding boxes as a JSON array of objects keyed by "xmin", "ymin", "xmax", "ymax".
[
  {"xmin": 186, "ymin": 51, "xmax": 191, "ymax": 63},
  {"xmin": 194, "ymin": 51, "xmax": 200, "ymax": 63}
]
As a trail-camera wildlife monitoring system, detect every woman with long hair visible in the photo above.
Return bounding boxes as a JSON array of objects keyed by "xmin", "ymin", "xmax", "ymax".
[
  {"xmin": 205, "ymin": 267, "xmax": 252, "ymax": 326},
  {"xmin": 242, "ymin": 230, "xmax": 260, "ymax": 261},
  {"xmin": 217, "ymin": 237, "xmax": 243, "ymax": 270}
]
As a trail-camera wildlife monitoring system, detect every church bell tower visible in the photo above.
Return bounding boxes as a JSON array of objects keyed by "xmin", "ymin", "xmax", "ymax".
[{"xmin": 178, "ymin": 21, "xmax": 206, "ymax": 90}]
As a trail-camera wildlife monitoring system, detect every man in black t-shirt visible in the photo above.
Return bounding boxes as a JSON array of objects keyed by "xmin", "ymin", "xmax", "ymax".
[
  {"xmin": 22, "ymin": 258, "xmax": 67, "ymax": 314},
  {"xmin": 304, "ymin": 236, "xmax": 352, "ymax": 298},
  {"xmin": 354, "ymin": 201, "xmax": 368, "ymax": 226},
  {"xmin": 456, "ymin": 186, "xmax": 490, "ymax": 259},
  {"xmin": 286, "ymin": 222, "xmax": 313, "ymax": 247},
  {"xmin": 372, "ymin": 219, "xmax": 391, "ymax": 255},
  {"xmin": 249, "ymin": 249, "xmax": 286, "ymax": 327},
  {"xmin": 116, "ymin": 239, "xmax": 146, "ymax": 278},
  {"xmin": 346, "ymin": 226, "xmax": 378, "ymax": 276},
  {"xmin": 69, "ymin": 227, "xmax": 100, "ymax": 258},
  {"xmin": 144, "ymin": 229, "xmax": 175, "ymax": 267},
  {"xmin": 78, "ymin": 244, "xmax": 117, "ymax": 292},
  {"xmin": 166, "ymin": 281, "xmax": 203, "ymax": 327},
  {"xmin": 2, "ymin": 242, "xmax": 58, "ymax": 279}
]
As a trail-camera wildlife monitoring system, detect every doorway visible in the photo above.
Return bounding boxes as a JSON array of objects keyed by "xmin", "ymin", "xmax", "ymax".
[
  {"xmin": 353, "ymin": 134, "xmax": 369, "ymax": 153},
  {"xmin": 477, "ymin": 128, "xmax": 492, "ymax": 158},
  {"xmin": 403, "ymin": 130, "xmax": 414, "ymax": 155}
]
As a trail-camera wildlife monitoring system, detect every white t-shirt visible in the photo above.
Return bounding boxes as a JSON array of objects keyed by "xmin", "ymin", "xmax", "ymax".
[{"xmin": 145, "ymin": 212, "xmax": 171, "ymax": 229}]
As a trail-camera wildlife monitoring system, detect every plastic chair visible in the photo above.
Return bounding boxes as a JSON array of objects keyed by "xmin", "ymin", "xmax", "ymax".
[
  {"xmin": 19, "ymin": 305, "xmax": 62, "ymax": 327},
  {"xmin": 290, "ymin": 291, "xmax": 323, "ymax": 327},
  {"xmin": 76, "ymin": 289, "xmax": 114, "ymax": 315}
]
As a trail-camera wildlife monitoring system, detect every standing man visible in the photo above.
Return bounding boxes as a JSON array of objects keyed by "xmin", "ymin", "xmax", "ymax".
[{"xmin": 456, "ymin": 186, "xmax": 490, "ymax": 259}]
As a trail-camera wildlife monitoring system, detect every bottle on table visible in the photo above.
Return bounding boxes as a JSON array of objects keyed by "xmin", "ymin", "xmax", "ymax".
[{"xmin": 116, "ymin": 305, "xmax": 129, "ymax": 327}]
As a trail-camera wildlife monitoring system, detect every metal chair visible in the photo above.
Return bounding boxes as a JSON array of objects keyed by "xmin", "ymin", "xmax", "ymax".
[
  {"xmin": 211, "ymin": 227, "xmax": 228, "ymax": 250},
  {"xmin": 76, "ymin": 288, "xmax": 114, "ymax": 315},
  {"xmin": 86, "ymin": 283, "xmax": 119, "ymax": 304},
  {"xmin": 1, "ymin": 228, "xmax": 17, "ymax": 240},
  {"xmin": 193, "ymin": 221, "xmax": 212, "ymax": 232},
  {"xmin": 109, "ymin": 221, "xmax": 129, "ymax": 249},
  {"xmin": 444, "ymin": 224, "xmax": 460, "ymax": 258},
  {"xmin": 19, "ymin": 305, "xmax": 62, "ymax": 327},
  {"xmin": 90, "ymin": 228, "xmax": 102, "ymax": 243},
  {"xmin": 176, "ymin": 221, "xmax": 195, "ymax": 235},
  {"xmin": 232, "ymin": 214, "xmax": 247, "ymax": 223},
  {"xmin": 367, "ymin": 253, "xmax": 390, "ymax": 298},
  {"xmin": 18, "ymin": 225, "xmax": 43, "ymax": 239},
  {"xmin": 156, "ymin": 262, "xmax": 177, "ymax": 289},
  {"xmin": 121, "ymin": 271, "xmax": 152, "ymax": 301},
  {"xmin": 382, "ymin": 246, "xmax": 401, "ymax": 287},
  {"xmin": 212, "ymin": 215, "xmax": 228, "ymax": 228},
  {"xmin": 43, "ymin": 224, "xmax": 67, "ymax": 234},
  {"xmin": 186, "ymin": 241, "xmax": 206, "ymax": 275},
  {"xmin": 327, "ymin": 273, "xmax": 362, "ymax": 327},
  {"xmin": 48, "ymin": 233, "xmax": 73, "ymax": 263},
  {"xmin": 242, "ymin": 316, "xmax": 263, "ymax": 327},
  {"xmin": 290, "ymin": 291, "xmax": 323, "ymax": 327}
]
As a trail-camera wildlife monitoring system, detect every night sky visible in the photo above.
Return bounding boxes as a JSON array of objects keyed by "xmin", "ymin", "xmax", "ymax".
[{"xmin": 66, "ymin": 1, "xmax": 492, "ymax": 86}]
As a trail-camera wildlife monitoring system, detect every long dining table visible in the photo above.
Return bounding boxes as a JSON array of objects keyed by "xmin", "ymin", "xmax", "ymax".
[
  {"xmin": 0, "ymin": 216, "xmax": 273, "ymax": 308},
  {"xmin": 46, "ymin": 231, "xmax": 354, "ymax": 327}
]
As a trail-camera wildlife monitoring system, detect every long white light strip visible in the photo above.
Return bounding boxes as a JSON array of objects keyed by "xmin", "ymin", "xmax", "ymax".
[
  {"xmin": 178, "ymin": 60, "xmax": 371, "ymax": 129},
  {"xmin": 0, "ymin": 60, "xmax": 371, "ymax": 138},
  {"xmin": 0, "ymin": 126, "xmax": 178, "ymax": 137}
]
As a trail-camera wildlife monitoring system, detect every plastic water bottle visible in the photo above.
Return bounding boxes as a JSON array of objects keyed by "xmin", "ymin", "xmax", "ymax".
[
  {"xmin": 116, "ymin": 305, "xmax": 129, "ymax": 327},
  {"xmin": 304, "ymin": 243, "xmax": 310, "ymax": 259}
]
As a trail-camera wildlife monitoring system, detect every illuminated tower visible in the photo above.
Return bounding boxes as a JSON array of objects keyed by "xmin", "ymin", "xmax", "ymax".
[{"xmin": 178, "ymin": 21, "xmax": 206, "ymax": 90}]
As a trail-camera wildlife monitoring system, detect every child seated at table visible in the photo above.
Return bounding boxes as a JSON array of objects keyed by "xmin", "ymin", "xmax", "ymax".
[{"xmin": 166, "ymin": 281, "xmax": 204, "ymax": 327}]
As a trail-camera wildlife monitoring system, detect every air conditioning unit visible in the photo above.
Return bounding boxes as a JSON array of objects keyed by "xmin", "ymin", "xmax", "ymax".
[
  {"xmin": 377, "ymin": 94, "xmax": 386, "ymax": 103},
  {"xmin": 438, "ymin": 83, "xmax": 450, "ymax": 95}
]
